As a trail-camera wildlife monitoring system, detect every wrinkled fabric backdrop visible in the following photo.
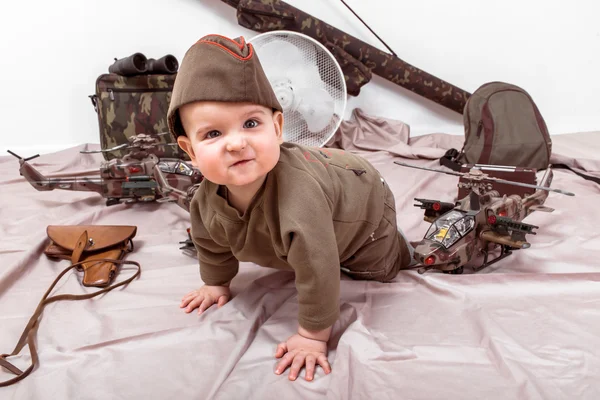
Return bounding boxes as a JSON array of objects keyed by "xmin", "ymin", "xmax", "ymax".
[{"xmin": 1, "ymin": 109, "xmax": 599, "ymax": 399}]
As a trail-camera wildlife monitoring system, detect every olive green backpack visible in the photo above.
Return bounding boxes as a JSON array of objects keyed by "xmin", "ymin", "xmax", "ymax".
[{"xmin": 441, "ymin": 82, "xmax": 552, "ymax": 171}]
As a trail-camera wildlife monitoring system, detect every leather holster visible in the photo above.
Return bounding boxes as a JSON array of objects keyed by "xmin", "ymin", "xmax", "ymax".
[
  {"xmin": 44, "ymin": 225, "xmax": 137, "ymax": 287},
  {"xmin": 1, "ymin": 225, "xmax": 141, "ymax": 387}
]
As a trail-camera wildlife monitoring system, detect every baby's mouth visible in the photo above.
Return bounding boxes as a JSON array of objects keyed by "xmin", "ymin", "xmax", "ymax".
[{"xmin": 231, "ymin": 159, "xmax": 252, "ymax": 167}]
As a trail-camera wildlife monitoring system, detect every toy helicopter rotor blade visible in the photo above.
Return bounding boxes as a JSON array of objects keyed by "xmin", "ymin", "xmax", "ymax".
[
  {"xmin": 484, "ymin": 176, "xmax": 575, "ymax": 196},
  {"xmin": 393, "ymin": 161, "xmax": 464, "ymax": 177},
  {"xmin": 7, "ymin": 149, "xmax": 22, "ymax": 159},
  {"xmin": 80, "ymin": 144, "xmax": 129, "ymax": 154},
  {"xmin": 7, "ymin": 150, "xmax": 40, "ymax": 162},
  {"xmin": 24, "ymin": 154, "xmax": 41, "ymax": 162}
]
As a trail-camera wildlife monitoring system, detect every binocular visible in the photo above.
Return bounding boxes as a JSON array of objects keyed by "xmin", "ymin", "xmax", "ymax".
[{"xmin": 108, "ymin": 53, "xmax": 179, "ymax": 76}]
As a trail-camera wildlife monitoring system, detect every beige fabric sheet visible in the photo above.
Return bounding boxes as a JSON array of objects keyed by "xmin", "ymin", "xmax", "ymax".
[{"xmin": 1, "ymin": 108, "xmax": 599, "ymax": 399}]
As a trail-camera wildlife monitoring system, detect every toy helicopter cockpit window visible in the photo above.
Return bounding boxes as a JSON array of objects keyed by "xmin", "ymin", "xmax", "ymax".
[
  {"xmin": 425, "ymin": 210, "xmax": 475, "ymax": 248},
  {"xmin": 175, "ymin": 161, "xmax": 194, "ymax": 176},
  {"xmin": 158, "ymin": 161, "xmax": 194, "ymax": 176}
]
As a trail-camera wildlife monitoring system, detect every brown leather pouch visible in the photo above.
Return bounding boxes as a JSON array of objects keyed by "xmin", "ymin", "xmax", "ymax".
[
  {"xmin": 1, "ymin": 225, "xmax": 141, "ymax": 387},
  {"xmin": 44, "ymin": 225, "xmax": 137, "ymax": 287}
]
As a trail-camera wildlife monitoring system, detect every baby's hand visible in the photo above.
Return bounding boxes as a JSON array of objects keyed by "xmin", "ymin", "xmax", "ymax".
[
  {"xmin": 180, "ymin": 285, "xmax": 230, "ymax": 314},
  {"xmin": 274, "ymin": 333, "xmax": 331, "ymax": 381}
]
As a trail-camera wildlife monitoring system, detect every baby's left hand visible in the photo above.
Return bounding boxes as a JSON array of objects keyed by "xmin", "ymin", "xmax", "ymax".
[{"xmin": 274, "ymin": 333, "xmax": 331, "ymax": 381}]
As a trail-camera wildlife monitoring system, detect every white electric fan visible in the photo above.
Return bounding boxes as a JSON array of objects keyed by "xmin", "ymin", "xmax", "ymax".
[{"xmin": 248, "ymin": 31, "xmax": 347, "ymax": 147}]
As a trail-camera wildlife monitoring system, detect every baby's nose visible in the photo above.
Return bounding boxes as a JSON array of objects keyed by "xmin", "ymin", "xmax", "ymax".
[{"xmin": 225, "ymin": 132, "xmax": 247, "ymax": 152}]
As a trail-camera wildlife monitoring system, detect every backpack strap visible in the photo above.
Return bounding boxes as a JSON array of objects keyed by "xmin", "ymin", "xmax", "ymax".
[
  {"xmin": 0, "ymin": 258, "xmax": 141, "ymax": 387},
  {"xmin": 552, "ymin": 164, "xmax": 600, "ymax": 185},
  {"xmin": 439, "ymin": 148, "xmax": 464, "ymax": 172}
]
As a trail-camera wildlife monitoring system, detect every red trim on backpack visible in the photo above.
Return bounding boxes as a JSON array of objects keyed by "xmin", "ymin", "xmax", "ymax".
[{"xmin": 478, "ymin": 102, "xmax": 494, "ymax": 164}]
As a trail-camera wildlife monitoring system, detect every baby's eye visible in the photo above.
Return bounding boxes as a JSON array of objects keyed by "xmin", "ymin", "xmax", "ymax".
[
  {"xmin": 244, "ymin": 119, "xmax": 259, "ymax": 129},
  {"xmin": 206, "ymin": 130, "xmax": 221, "ymax": 139}
]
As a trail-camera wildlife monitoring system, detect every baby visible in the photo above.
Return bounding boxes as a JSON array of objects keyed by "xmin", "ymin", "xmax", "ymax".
[{"xmin": 167, "ymin": 34, "xmax": 412, "ymax": 382}]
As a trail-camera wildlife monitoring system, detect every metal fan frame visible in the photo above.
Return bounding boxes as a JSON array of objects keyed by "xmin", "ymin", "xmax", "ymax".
[{"xmin": 248, "ymin": 30, "xmax": 347, "ymax": 148}]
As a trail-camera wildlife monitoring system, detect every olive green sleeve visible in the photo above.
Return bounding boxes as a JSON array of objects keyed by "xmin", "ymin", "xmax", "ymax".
[
  {"xmin": 190, "ymin": 197, "xmax": 238, "ymax": 286},
  {"xmin": 278, "ymin": 174, "xmax": 340, "ymax": 331}
]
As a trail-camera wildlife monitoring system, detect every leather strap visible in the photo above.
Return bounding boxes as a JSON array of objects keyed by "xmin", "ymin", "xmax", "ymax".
[
  {"xmin": 552, "ymin": 163, "xmax": 600, "ymax": 185},
  {"xmin": 71, "ymin": 230, "xmax": 88, "ymax": 264},
  {"xmin": 0, "ymin": 258, "xmax": 141, "ymax": 387}
]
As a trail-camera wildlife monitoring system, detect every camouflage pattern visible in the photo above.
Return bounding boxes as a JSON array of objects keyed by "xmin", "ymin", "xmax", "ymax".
[
  {"xmin": 8, "ymin": 135, "xmax": 202, "ymax": 210},
  {"xmin": 91, "ymin": 73, "xmax": 189, "ymax": 161},
  {"xmin": 222, "ymin": 0, "xmax": 471, "ymax": 112},
  {"xmin": 394, "ymin": 164, "xmax": 569, "ymax": 274},
  {"xmin": 153, "ymin": 161, "xmax": 200, "ymax": 212}
]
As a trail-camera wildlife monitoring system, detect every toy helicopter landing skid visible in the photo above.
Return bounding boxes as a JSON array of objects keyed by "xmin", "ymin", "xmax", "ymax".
[
  {"xmin": 7, "ymin": 133, "xmax": 202, "ymax": 210},
  {"xmin": 394, "ymin": 161, "xmax": 575, "ymax": 274}
]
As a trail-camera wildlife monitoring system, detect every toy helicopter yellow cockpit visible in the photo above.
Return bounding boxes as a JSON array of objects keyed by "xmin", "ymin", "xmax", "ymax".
[{"xmin": 414, "ymin": 209, "xmax": 479, "ymax": 274}]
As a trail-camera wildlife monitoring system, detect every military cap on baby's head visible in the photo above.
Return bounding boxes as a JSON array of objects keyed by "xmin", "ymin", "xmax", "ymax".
[{"xmin": 167, "ymin": 34, "xmax": 282, "ymax": 139}]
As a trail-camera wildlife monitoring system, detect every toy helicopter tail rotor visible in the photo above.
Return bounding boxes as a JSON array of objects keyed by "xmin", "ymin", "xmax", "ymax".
[
  {"xmin": 7, "ymin": 150, "xmax": 55, "ymax": 191},
  {"xmin": 7, "ymin": 150, "xmax": 40, "ymax": 162}
]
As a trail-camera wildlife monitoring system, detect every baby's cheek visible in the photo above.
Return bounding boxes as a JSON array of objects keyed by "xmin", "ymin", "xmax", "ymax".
[
  {"xmin": 197, "ymin": 164, "xmax": 223, "ymax": 183},
  {"xmin": 262, "ymin": 143, "xmax": 280, "ymax": 169},
  {"xmin": 193, "ymin": 149, "xmax": 221, "ymax": 180}
]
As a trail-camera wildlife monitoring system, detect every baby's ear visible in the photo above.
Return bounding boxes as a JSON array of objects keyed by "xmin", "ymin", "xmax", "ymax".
[
  {"xmin": 273, "ymin": 111, "xmax": 284, "ymax": 144},
  {"xmin": 177, "ymin": 136, "xmax": 198, "ymax": 166}
]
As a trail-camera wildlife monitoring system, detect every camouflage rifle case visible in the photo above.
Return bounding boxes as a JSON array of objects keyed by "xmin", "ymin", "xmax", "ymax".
[{"xmin": 90, "ymin": 74, "xmax": 187, "ymax": 160}]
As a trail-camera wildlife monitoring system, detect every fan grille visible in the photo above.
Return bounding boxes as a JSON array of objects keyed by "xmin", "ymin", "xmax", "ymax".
[{"xmin": 249, "ymin": 31, "xmax": 347, "ymax": 148}]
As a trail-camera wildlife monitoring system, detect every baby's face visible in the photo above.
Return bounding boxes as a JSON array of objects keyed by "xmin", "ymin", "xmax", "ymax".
[{"xmin": 177, "ymin": 101, "xmax": 283, "ymax": 189}]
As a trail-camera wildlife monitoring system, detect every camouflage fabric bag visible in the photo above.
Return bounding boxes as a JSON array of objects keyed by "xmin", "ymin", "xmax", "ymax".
[
  {"xmin": 441, "ymin": 82, "xmax": 552, "ymax": 171},
  {"xmin": 90, "ymin": 74, "xmax": 188, "ymax": 160}
]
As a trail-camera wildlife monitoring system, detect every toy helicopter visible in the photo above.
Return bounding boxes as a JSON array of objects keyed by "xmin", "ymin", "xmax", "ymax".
[
  {"xmin": 394, "ymin": 161, "xmax": 575, "ymax": 274},
  {"xmin": 8, "ymin": 133, "xmax": 203, "ymax": 209}
]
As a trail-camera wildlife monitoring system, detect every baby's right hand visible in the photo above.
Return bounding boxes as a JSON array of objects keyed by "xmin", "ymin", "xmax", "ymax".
[{"xmin": 180, "ymin": 285, "xmax": 231, "ymax": 314}]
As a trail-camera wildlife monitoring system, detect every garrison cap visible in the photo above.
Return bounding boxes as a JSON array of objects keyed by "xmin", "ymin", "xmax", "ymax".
[{"xmin": 167, "ymin": 34, "xmax": 282, "ymax": 140}]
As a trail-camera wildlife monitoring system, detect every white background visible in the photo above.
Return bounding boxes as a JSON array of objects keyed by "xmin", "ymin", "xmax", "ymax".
[{"xmin": 1, "ymin": 0, "xmax": 598, "ymax": 154}]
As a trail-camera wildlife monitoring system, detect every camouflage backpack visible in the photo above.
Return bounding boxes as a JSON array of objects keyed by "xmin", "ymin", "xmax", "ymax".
[
  {"xmin": 441, "ymin": 82, "xmax": 552, "ymax": 171},
  {"xmin": 90, "ymin": 74, "xmax": 188, "ymax": 161}
]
